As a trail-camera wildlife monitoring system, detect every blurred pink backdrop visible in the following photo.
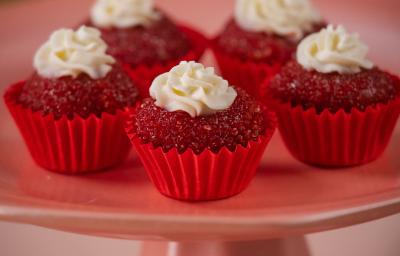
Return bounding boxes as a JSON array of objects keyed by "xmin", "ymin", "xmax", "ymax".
[{"xmin": 0, "ymin": 0, "xmax": 399, "ymax": 87}]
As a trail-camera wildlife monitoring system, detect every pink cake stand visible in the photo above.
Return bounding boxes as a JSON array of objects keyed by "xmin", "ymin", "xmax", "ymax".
[
  {"xmin": 1, "ymin": 101, "xmax": 400, "ymax": 255},
  {"xmin": 0, "ymin": 0, "xmax": 399, "ymax": 255}
]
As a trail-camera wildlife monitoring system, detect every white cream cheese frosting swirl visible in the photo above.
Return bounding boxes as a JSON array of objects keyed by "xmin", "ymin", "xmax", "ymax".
[
  {"xmin": 234, "ymin": 0, "xmax": 321, "ymax": 40},
  {"xmin": 150, "ymin": 61, "xmax": 238, "ymax": 118},
  {"xmin": 91, "ymin": 0, "xmax": 160, "ymax": 29},
  {"xmin": 34, "ymin": 26, "xmax": 115, "ymax": 79},
  {"xmin": 296, "ymin": 25, "xmax": 374, "ymax": 74}
]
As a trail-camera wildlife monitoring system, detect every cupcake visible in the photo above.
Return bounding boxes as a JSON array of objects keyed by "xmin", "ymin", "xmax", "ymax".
[
  {"xmin": 126, "ymin": 61, "xmax": 276, "ymax": 201},
  {"xmin": 267, "ymin": 25, "xmax": 400, "ymax": 167},
  {"xmin": 4, "ymin": 26, "xmax": 139, "ymax": 174},
  {"xmin": 212, "ymin": 0, "xmax": 324, "ymax": 98},
  {"xmin": 88, "ymin": 0, "xmax": 208, "ymax": 98}
]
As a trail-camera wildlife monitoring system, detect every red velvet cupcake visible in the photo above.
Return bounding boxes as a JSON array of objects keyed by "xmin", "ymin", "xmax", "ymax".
[
  {"xmin": 212, "ymin": 0, "xmax": 324, "ymax": 99},
  {"xmin": 89, "ymin": 0, "xmax": 208, "ymax": 98},
  {"xmin": 267, "ymin": 25, "xmax": 400, "ymax": 167},
  {"xmin": 126, "ymin": 61, "xmax": 276, "ymax": 201},
  {"xmin": 4, "ymin": 26, "xmax": 139, "ymax": 174}
]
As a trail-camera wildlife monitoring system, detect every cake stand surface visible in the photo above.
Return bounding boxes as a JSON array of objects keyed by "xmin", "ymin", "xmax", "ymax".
[
  {"xmin": 1, "ymin": 106, "xmax": 400, "ymax": 255},
  {"xmin": 1, "ymin": 0, "xmax": 400, "ymax": 255}
]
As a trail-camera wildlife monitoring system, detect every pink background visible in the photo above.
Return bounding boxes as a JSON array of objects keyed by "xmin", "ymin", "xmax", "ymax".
[{"xmin": 0, "ymin": 0, "xmax": 399, "ymax": 255}]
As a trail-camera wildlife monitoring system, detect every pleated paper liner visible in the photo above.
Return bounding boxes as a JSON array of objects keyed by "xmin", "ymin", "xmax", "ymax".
[
  {"xmin": 126, "ymin": 110, "xmax": 276, "ymax": 201},
  {"xmin": 4, "ymin": 82, "xmax": 132, "ymax": 174},
  {"xmin": 272, "ymin": 98, "xmax": 400, "ymax": 167},
  {"xmin": 123, "ymin": 25, "xmax": 209, "ymax": 99},
  {"xmin": 211, "ymin": 41, "xmax": 282, "ymax": 100}
]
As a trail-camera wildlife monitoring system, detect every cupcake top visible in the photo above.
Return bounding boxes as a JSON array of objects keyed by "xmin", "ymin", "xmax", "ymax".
[
  {"xmin": 88, "ymin": 0, "xmax": 191, "ymax": 67},
  {"xmin": 150, "ymin": 61, "xmax": 237, "ymax": 117},
  {"xmin": 235, "ymin": 0, "xmax": 321, "ymax": 40},
  {"xmin": 19, "ymin": 26, "xmax": 138, "ymax": 119},
  {"xmin": 90, "ymin": 0, "xmax": 160, "ymax": 29},
  {"xmin": 268, "ymin": 24, "xmax": 400, "ymax": 113},
  {"xmin": 133, "ymin": 61, "xmax": 273, "ymax": 154},
  {"xmin": 215, "ymin": 0, "xmax": 324, "ymax": 62},
  {"xmin": 297, "ymin": 25, "xmax": 373, "ymax": 74},
  {"xmin": 34, "ymin": 25, "xmax": 115, "ymax": 79}
]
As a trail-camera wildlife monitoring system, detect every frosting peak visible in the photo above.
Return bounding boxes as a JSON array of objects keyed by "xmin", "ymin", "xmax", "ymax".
[
  {"xmin": 34, "ymin": 26, "xmax": 115, "ymax": 79},
  {"xmin": 234, "ymin": 0, "xmax": 321, "ymax": 40},
  {"xmin": 297, "ymin": 24, "xmax": 374, "ymax": 74},
  {"xmin": 91, "ymin": 0, "xmax": 160, "ymax": 29},
  {"xmin": 150, "ymin": 61, "xmax": 238, "ymax": 118}
]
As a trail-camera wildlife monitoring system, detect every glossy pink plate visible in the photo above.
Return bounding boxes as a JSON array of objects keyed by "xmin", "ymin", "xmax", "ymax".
[{"xmin": 0, "ymin": 0, "xmax": 400, "ymax": 248}]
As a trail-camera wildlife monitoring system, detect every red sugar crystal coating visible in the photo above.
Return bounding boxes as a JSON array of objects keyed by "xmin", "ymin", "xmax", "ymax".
[
  {"xmin": 133, "ymin": 87, "xmax": 273, "ymax": 154},
  {"xmin": 18, "ymin": 65, "xmax": 139, "ymax": 119},
  {"xmin": 215, "ymin": 19, "xmax": 325, "ymax": 63},
  {"xmin": 91, "ymin": 15, "xmax": 191, "ymax": 67},
  {"xmin": 268, "ymin": 60, "xmax": 400, "ymax": 113}
]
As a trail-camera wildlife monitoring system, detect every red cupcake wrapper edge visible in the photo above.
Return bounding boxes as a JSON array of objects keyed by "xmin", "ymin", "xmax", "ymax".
[
  {"xmin": 123, "ymin": 25, "xmax": 209, "ymax": 98},
  {"xmin": 129, "ymin": 134, "xmax": 272, "ymax": 201},
  {"xmin": 125, "ymin": 107, "xmax": 276, "ymax": 201},
  {"xmin": 273, "ymin": 98, "xmax": 400, "ymax": 167},
  {"xmin": 4, "ymin": 81, "xmax": 132, "ymax": 174}
]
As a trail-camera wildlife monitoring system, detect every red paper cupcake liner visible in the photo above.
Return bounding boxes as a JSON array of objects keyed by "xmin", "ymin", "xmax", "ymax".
[
  {"xmin": 126, "ymin": 113, "xmax": 276, "ymax": 201},
  {"xmin": 4, "ymin": 82, "xmax": 132, "ymax": 174},
  {"xmin": 123, "ymin": 25, "xmax": 208, "ymax": 98},
  {"xmin": 211, "ymin": 42, "xmax": 282, "ymax": 100},
  {"xmin": 273, "ymin": 99, "xmax": 400, "ymax": 167}
]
